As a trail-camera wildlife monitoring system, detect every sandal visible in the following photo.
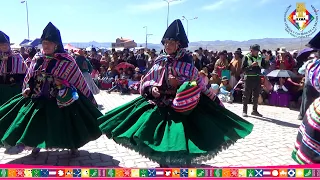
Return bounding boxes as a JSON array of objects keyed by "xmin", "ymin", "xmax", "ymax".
[{"xmin": 31, "ymin": 148, "xmax": 41, "ymax": 157}]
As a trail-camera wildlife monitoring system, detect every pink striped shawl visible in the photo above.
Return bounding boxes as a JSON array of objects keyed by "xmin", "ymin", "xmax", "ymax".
[
  {"xmin": 307, "ymin": 59, "xmax": 320, "ymax": 92},
  {"xmin": 23, "ymin": 53, "xmax": 97, "ymax": 104},
  {"xmin": 0, "ymin": 53, "xmax": 27, "ymax": 75},
  {"xmin": 140, "ymin": 55, "xmax": 216, "ymax": 100}
]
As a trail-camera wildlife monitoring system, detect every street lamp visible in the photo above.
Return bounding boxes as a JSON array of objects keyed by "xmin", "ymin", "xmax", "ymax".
[
  {"xmin": 163, "ymin": 0, "xmax": 181, "ymax": 28},
  {"xmin": 143, "ymin": 26, "xmax": 153, "ymax": 49},
  {"xmin": 21, "ymin": 0, "xmax": 30, "ymax": 40},
  {"xmin": 181, "ymin": 16, "xmax": 198, "ymax": 37}
]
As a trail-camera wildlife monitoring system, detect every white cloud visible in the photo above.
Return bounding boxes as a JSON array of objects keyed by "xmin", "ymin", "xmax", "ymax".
[
  {"xmin": 127, "ymin": 0, "xmax": 186, "ymax": 12},
  {"xmin": 202, "ymin": 0, "xmax": 240, "ymax": 10}
]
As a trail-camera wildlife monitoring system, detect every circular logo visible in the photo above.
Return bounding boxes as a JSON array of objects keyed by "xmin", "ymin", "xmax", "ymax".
[{"xmin": 284, "ymin": 3, "xmax": 319, "ymax": 38}]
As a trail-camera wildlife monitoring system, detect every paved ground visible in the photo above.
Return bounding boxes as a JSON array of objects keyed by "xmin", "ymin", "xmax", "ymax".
[{"xmin": 0, "ymin": 91, "xmax": 300, "ymax": 167}]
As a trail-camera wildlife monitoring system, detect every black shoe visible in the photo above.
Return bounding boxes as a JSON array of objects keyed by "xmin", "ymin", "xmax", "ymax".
[
  {"xmin": 251, "ymin": 111, "xmax": 263, "ymax": 117},
  {"xmin": 298, "ymin": 115, "xmax": 303, "ymax": 120},
  {"xmin": 242, "ymin": 112, "xmax": 248, "ymax": 117}
]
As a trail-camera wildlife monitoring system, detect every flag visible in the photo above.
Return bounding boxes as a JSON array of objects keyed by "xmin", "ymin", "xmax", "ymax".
[
  {"xmin": 65, "ymin": 169, "xmax": 73, "ymax": 178},
  {"xmin": 271, "ymin": 169, "xmax": 279, "ymax": 177},
  {"xmin": 247, "ymin": 169, "xmax": 255, "ymax": 177},
  {"xmin": 214, "ymin": 169, "xmax": 222, "ymax": 177},
  {"xmin": 254, "ymin": 169, "xmax": 263, "ymax": 177},
  {"xmin": 296, "ymin": 169, "xmax": 304, "ymax": 178},
  {"xmin": 279, "ymin": 169, "xmax": 287, "ymax": 178},
  {"xmin": 140, "ymin": 169, "xmax": 148, "ymax": 177},
  {"xmin": 107, "ymin": 169, "xmax": 115, "ymax": 177},
  {"xmin": 188, "ymin": 168, "xmax": 197, "ymax": 177},
  {"xmin": 56, "ymin": 169, "xmax": 65, "ymax": 177},
  {"xmin": 8, "ymin": 169, "xmax": 17, "ymax": 177},
  {"xmin": 304, "ymin": 169, "xmax": 312, "ymax": 177},
  {"xmin": 147, "ymin": 169, "xmax": 156, "ymax": 177},
  {"xmin": 48, "ymin": 169, "xmax": 57, "ymax": 177},
  {"xmin": 73, "ymin": 169, "xmax": 81, "ymax": 177},
  {"xmin": 115, "ymin": 169, "xmax": 123, "ymax": 177},
  {"xmin": 172, "ymin": 169, "xmax": 180, "ymax": 177},
  {"xmin": 131, "ymin": 169, "xmax": 140, "ymax": 177},
  {"xmin": 287, "ymin": 169, "xmax": 296, "ymax": 177},
  {"xmin": 238, "ymin": 169, "xmax": 246, "ymax": 177},
  {"xmin": 123, "ymin": 169, "xmax": 131, "ymax": 177},
  {"xmin": 0, "ymin": 169, "xmax": 8, "ymax": 177},
  {"xmin": 32, "ymin": 169, "xmax": 40, "ymax": 178},
  {"xmin": 222, "ymin": 169, "xmax": 231, "ymax": 177},
  {"xmin": 81, "ymin": 169, "xmax": 89, "ymax": 178},
  {"xmin": 98, "ymin": 169, "xmax": 106, "ymax": 177},
  {"xmin": 230, "ymin": 169, "xmax": 238, "ymax": 177},
  {"xmin": 16, "ymin": 169, "xmax": 24, "ymax": 177},
  {"xmin": 156, "ymin": 169, "xmax": 164, "ymax": 177},
  {"xmin": 24, "ymin": 169, "xmax": 32, "ymax": 178},
  {"xmin": 89, "ymin": 169, "xmax": 98, "ymax": 177},
  {"xmin": 313, "ymin": 169, "xmax": 320, "ymax": 177},
  {"xmin": 205, "ymin": 169, "xmax": 214, "ymax": 177},
  {"xmin": 164, "ymin": 169, "xmax": 172, "ymax": 177},
  {"xmin": 21, "ymin": 0, "xmax": 26, "ymax": 3},
  {"xmin": 40, "ymin": 169, "xmax": 49, "ymax": 177},
  {"xmin": 262, "ymin": 169, "xmax": 271, "ymax": 177},
  {"xmin": 196, "ymin": 169, "xmax": 205, "ymax": 177},
  {"xmin": 180, "ymin": 169, "xmax": 188, "ymax": 177}
]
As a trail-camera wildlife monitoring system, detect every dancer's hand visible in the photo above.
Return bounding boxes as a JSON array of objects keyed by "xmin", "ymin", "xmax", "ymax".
[
  {"xmin": 22, "ymin": 88, "xmax": 31, "ymax": 97},
  {"xmin": 151, "ymin": 87, "xmax": 160, "ymax": 98}
]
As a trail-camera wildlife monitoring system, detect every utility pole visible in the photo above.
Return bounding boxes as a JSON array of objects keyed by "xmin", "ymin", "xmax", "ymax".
[
  {"xmin": 143, "ymin": 26, "xmax": 153, "ymax": 49},
  {"xmin": 163, "ymin": 0, "xmax": 181, "ymax": 28},
  {"xmin": 182, "ymin": 16, "xmax": 198, "ymax": 38},
  {"xmin": 21, "ymin": 0, "xmax": 30, "ymax": 40}
]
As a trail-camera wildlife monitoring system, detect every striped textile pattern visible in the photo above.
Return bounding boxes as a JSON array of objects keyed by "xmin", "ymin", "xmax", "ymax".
[
  {"xmin": 293, "ymin": 58, "xmax": 320, "ymax": 164},
  {"xmin": 23, "ymin": 53, "xmax": 96, "ymax": 104},
  {"xmin": 0, "ymin": 53, "xmax": 27, "ymax": 75},
  {"xmin": 140, "ymin": 55, "xmax": 216, "ymax": 101}
]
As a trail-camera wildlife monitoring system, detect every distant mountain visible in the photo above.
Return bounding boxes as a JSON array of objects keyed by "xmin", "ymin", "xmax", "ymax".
[{"xmin": 65, "ymin": 38, "xmax": 312, "ymax": 52}]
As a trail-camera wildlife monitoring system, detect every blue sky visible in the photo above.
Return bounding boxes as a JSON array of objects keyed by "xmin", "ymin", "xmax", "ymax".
[{"xmin": 1, "ymin": 0, "xmax": 320, "ymax": 44}]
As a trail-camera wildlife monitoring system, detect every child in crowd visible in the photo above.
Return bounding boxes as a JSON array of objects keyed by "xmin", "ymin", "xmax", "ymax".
[{"xmin": 218, "ymin": 76, "xmax": 234, "ymax": 103}]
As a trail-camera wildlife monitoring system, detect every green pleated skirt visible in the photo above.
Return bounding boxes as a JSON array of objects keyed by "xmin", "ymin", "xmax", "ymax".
[
  {"xmin": 98, "ymin": 95, "xmax": 254, "ymax": 165},
  {"xmin": 0, "ymin": 94, "xmax": 102, "ymax": 149},
  {"xmin": 0, "ymin": 84, "xmax": 22, "ymax": 106}
]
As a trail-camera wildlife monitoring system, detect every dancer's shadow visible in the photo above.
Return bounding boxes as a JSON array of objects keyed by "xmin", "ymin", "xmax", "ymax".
[{"xmin": 6, "ymin": 150, "xmax": 120, "ymax": 167}]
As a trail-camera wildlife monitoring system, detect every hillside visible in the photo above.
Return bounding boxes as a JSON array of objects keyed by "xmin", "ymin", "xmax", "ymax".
[{"xmin": 66, "ymin": 37, "xmax": 312, "ymax": 52}]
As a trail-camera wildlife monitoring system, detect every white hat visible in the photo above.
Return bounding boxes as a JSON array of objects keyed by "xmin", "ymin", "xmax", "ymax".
[
  {"xmin": 278, "ymin": 47, "xmax": 287, "ymax": 53},
  {"xmin": 211, "ymin": 84, "xmax": 219, "ymax": 90}
]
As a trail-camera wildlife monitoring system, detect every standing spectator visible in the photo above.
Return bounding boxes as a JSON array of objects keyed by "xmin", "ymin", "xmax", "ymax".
[
  {"xmin": 241, "ymin": 44, "xmax": 269, "ymax": 117},
  {"xmin": 136, "ymin": 49, "xmax": 147, "ymax": 72}
]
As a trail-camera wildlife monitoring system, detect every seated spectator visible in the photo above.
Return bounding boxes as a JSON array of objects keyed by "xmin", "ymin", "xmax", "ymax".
[
  {"xmin": 199, "ymin": 67, "xmax": 209, "ymax": 87},
  {"xmin": 258, "ymin": 76, "xmax": 273, "ymax": 105},
  {"xmin": 209, "ymin": 71, "xmax": 221, "ymax": 85},
  {"xmin": 273, "ymin": 77, "xmax": 289, "ymax": 92},
  {"xmin": 217, "ymin": 76, "xmax": 234, "ymax": 103},
  {"xmin": 269, "ymin": 77, "xmax": 291, "ymax": 107}
]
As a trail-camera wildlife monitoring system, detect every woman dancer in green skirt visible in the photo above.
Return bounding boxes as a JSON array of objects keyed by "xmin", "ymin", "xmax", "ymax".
[
  {"xmin": 98, "ymin": 19, "xmax": 254, "ymax": 167},
  {"xmin": 0, "ymin": 31, "xmax": 27, "ymax": 105},
  {"xmin": 0, "ymin": 22, "xmax": 102, "ymax": 156}
]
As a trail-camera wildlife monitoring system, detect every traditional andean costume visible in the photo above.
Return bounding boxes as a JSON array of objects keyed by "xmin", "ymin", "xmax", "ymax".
[
  {"xmin": 292, "ymin": 31, "xmax": 320, "ymax": 164},
  {"xmin": 0, "ymin": 22, "xmax": 102, "ymax": 155},
  {"xmin": 98, "ymin": 20, "xmax": 253, "ymax": 166},
  {"xmin": 0, "ymin": 31, "xmax": 27, "ymax": 105}
]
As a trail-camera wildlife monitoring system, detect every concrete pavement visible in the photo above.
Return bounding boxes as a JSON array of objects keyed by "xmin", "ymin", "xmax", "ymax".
[{"xmin": 0, "ymin": 91, "xmax": 300, "ymax": 167}]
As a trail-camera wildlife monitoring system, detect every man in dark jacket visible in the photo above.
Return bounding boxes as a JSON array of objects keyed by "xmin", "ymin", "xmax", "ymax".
[{"xmin": 241, "ymin": 44, "xmax": 269, "ymax": 117}]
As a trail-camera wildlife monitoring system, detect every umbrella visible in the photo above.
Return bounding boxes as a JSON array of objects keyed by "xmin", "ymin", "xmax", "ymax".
[
  {"xmin": 266, "ymin": 69, "xmax": 297, "ymax": 78},
  {"xmin": 296, "ymin": 48, "xmax": 316, "ymax": 62},
  {"xmin": 115, "ymin": 62, "xmax": 135, "ymax": 72}
]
